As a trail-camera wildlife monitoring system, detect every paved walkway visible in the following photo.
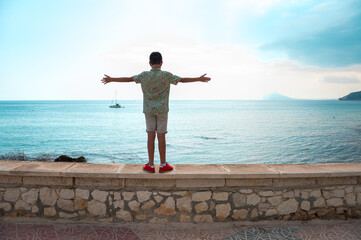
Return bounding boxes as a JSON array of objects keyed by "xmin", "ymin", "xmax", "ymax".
[{"xmin": 1, "ymin": 219, "xmax": 361, "ymax": 240}]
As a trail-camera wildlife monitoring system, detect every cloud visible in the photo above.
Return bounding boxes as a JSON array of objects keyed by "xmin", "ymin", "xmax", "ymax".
[
  {"xmin": 260, "ymin": 11, "xmax": 361, "ymax": 67},
  {"xmin": 324, "ymin": 76, "xmax": 360, "ymax": 84}
]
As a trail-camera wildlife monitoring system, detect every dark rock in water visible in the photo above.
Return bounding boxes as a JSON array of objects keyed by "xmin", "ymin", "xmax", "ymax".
[
  {"xmin": 339, "ymin": 90, "xmax": 361, "ymax": 100},
  {"xmin": 54, "ymin": 155, "xmax": 86, "ymax": 162}
]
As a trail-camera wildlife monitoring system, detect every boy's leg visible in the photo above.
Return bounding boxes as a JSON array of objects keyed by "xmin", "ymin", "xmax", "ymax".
[
  {"xmin": 157, "ymin": 133, "xmax": 166, "ymax": 164},
  {"xmin": 147, "ymin": 131, "xmax": 156, "ymax": 166}
]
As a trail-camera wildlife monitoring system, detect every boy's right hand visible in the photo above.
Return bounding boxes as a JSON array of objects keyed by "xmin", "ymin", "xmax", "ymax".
[
  {"xmin": 101, "ymin": 74, "xmax": 112, "ymax": 84},
  {"xmin": 200, "ymin": 73, "xmax": 211, "ymax": 82}
]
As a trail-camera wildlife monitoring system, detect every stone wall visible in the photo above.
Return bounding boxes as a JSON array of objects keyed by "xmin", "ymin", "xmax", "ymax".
[{"xmin": 0, "ymin": 161, "xmax": 361, "ymax": 223}]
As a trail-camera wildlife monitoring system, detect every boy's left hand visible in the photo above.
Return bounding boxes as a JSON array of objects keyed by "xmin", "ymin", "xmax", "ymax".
[{"xmin": 101, "ymin": 74, "xmax": 112, "ymax": 84}]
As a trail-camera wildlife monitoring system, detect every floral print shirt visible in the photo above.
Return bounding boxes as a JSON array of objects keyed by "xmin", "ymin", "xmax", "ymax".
[{"xmin": 133, "ymin": 68, "xmax": 181, "ymax": 114}]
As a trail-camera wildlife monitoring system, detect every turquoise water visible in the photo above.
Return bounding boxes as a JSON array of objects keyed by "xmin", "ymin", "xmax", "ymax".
[{"xmin": 0, "ymin": 100, "xmax": 361, "ymax": 164}]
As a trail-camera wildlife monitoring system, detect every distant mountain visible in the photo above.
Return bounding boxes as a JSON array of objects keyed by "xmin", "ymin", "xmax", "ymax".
[
  {"xmin": 339, "ymin": 91, "xmax": 361, "ymax": 101},
  {"xmin": 262, "ymin": 93, "xmax": 293, "ymax": 100}
]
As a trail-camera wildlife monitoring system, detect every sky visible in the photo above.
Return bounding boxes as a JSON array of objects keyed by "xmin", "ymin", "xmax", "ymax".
[{"xmin": 1, "ymin": 0, "xmax": 361, "ymax": 100}]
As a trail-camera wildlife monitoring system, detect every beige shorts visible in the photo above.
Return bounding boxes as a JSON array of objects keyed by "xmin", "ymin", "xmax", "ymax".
[{"xmin": 145, "ymin": 113, "xmax": 168, "ymax": 133}]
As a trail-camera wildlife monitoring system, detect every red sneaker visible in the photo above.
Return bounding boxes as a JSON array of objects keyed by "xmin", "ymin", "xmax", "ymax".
[
  {"xmin": 143, "ymin": 164, "xmax": 155, "ymax": 173},
  {"xmin": 159, "ymin": 162, "xmax": 173, "ymax": 173}
]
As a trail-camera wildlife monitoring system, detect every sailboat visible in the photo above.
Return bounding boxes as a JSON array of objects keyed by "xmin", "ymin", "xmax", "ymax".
[{"xmin": 109, "ymin": 91, "xmax": 124, "ymax": 108}]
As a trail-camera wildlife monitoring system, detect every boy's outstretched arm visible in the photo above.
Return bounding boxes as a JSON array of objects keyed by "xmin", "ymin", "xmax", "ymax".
[
  {"xmin": 101, "ymin": 74, "xmax": 134, "ymax": 84},
  {"xmin": 180, "ymin": 73, "xmax": 211, "ymax": 83}
]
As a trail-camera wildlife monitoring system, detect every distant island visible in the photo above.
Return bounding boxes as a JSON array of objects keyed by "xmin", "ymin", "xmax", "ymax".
[
  {"xmin": 262, "ymin": 93, "xmax": 293, "ymax": 100},
  {"xmin": 339, "ymin": 91, "xmax": 361, "ymax": 101}
]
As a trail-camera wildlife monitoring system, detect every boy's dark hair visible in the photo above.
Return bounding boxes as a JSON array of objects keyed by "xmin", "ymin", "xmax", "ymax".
[{"xmin": 150, "ymin": 52, "xmax": 162, "ymax": 65}]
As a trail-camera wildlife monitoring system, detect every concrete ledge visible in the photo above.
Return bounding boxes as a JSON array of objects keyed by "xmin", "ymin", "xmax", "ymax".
[
  {"xmin": 1, "ymin": 161, "xmax": 361, "ymax": 180},
  {"xmin": 0, "ymin": 161, "xmax": 360, "ymax": 189}
]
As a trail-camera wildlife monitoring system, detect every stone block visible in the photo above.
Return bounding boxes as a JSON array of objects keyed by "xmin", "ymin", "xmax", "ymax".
[
  {"xmin": 88, "ymin": 200, "xmax": 106, "ymax": 216},
  {"xmin": 0, "ymin": 176, "xmax": 22, "ymax": 184},
  {"xmin": 195, "ymin": 202, "xmax": 208, "ymax": 213},
  {"xmin": 74, "ymin": 198, "xmax": 87, "ymax": 210},
  {"xmin": 75, "ymin": 177, "xmax": 123, "ymax": 187},
  {"xmin": 322, "ymin": 190, "xmax": 331, "ymax": 199},
  {"xmin": 273, "ymin": 178, "xmax": 315, "ymax": 187},
  {"xmin": 114, "ymin": 192, "xmax": 121, "ymax": 201},
  {"xmin": 212, "ymin": 192, "xmax": 229, "ymax": 201},
  {"xmin": 179, "ymin": 214, "xmax": 191, "ymax": 222},
  {"xmin": 216, "ymin": 203, "xmax": 231, "ymax": 220},
  {"xmin": 174, "ymin": 191, "xmax": 187, "ymax": 196},
  {"xmin": 44, "ymin": 207, "xmax": 56, "ymax": 216},
  {"xmin": 301, "ymin": 191, "xmax": 310, "ymax": 199},
  {"xmin": 0, "ymin": 203, "xmax": 11, "ymax": 212},
  {"xmin": 345, "ymin": 186, "xmax": 353, "ymax": 193},
  {"xmin": 192, "ymin": 191, "xmax": 212, "ymax": 202},
  {"xmin": 136, "ymin": 213, "xmax": 147, "ymax": 221},
  {"xmin": 114, "ymin": 200, "xmax": 124, "ymax": 209},
  {"xmin": 355, "ymin": 186, "xmax": 361, "ymax": 192},
  {"xmin": 301, "ymin": 201, "xmax": 311, "ymax": 211},
  {"xmin": 176, "ymin": 197, "xmax": 191, "ymax": 213},
  {"xmin": 265, "ymin": 209, "xmax": 278, "ymax": 217},
  {"xmin": 176, "ymin": 179, "xmax": 224, "ymax": 188},
  {"xmin": 154, "ymin": 197, "xmax": 176, "ymax": 216},
  {"xmin": 75, "ymin": 189, "xmax": 89, "ymax": 200},
  {"xmin": 122, "ymin": 192, "xmax": 135, "ymax": 201},
  {"xmin": 329, "ymin": 189, "xmax": 345, "ymax": 198},
  {"xmin": 310, "ymin": 189, "xmax": 321, "ymax": 198},
  {"xmin": 317, "ymin": 177, "xmax": 357, "ymax": 186},
  {"xmin": 15, "ymin": 200, "xmax": 31, "ymax": 211},
  {"xmin": 250, "ymin": 209, "xmax": 258, "ymax": 218},
  {"xmin": 91, "ymin": 190, "xmax": 108, "ymax": 202},
  {"xmin": 232, "ymin": 193, "xmax": 246, "ymax": 208},
  {"xmin": 23, "ymin": 176, "xmax": 72, "ymax": 186},
  {"xmin": 326, "ymin": 198, "xmax": 343, "ymax": 207},
  {"xmin": 21, "ymin": 188, "xmax": 38, "ymax": 204},
  {"xmin": 126, "ymin": 179, "xmax": 175, "ymax": 187},
  {"xmin": 258, "ymin": 191, "xmax": 273, "ymax": 197},
  {"xmin": 32, "ymin": 207, "xmax": 41, "ymax": 214},
  {"xmin": 39, "ymin": 188, "xmax": 57, "ymax": 206},
  {"xmin": 277, "ymin": 199, "xmax": 299, "ymax": 215},
  {"xmin": 194, "ymin": 215, "xmax": 213, "ymax": 223},
  {"xmin": 154, "ymin": 195, "xmax": 163, "ymax": 203},
  {"xmin": 227, "ymin": 179, "xmax": 272, "ymax": 187},
  {"xmin": 128, "ymin": 200, "xmax": 140, "ymax": 212},
  {"xmin": 268, "ymin": 196, "xmax": 282, "ymax": 207},
  {"xmin": 232, "ymin": 209, "xmax": 248, "ymax": 219},
  {"xmin": 247, "ymin": 193, "xmax": 261, "ymax": 206},
  {"xmin": 314, "ymin": 197, "xmax": 326, "ymax": 208},
  {"xmin": 59, "ymin": 189, "xmax": 74, "ymax": 200},
  {"xmin": 283, "ymin": 191, "xmax": 295, "ymax": 199},
  {"xmin": 57, "ymin": 199, "xmax": 73, "ymax": 211},
  {"xmin": 258, "ymin": 203, "xmax": 271, "ymax": 211},
  {"xmin": 345, "ymin": 193, "xmax": 356, "ymax": 206},
  {"xmin": 141, "ymin": 200, "xmax": 155, "ymax": 211},
  {"xmin": 158, "ymin": 192, "xmax": 172, "ymax": 196},
  {"xmin": 137, "ymin": 191, "xmax": 152, "ymax": 203},
  {"xmin": 4, "ymin": 188, "xmax": 20, "ymax": 202},
  {"xmin": 116, "ymin": 210, "xmax": 132, "ymax": 221}
]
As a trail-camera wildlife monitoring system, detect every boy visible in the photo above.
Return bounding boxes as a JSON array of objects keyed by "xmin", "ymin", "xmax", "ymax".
[{"xmin": 101, "ymin": 52, "xmax": 210, "ymax": 173}]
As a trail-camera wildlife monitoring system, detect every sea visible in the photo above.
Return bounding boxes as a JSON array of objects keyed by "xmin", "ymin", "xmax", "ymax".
[{"xmin": 0, "ymin": 100, "xmax": 360, "ymax": 165}]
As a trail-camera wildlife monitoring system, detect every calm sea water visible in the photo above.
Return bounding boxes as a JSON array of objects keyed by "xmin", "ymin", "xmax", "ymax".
[{"xmin": 0, "ymin": 100, "xmax": 360, "ymax": 164}]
